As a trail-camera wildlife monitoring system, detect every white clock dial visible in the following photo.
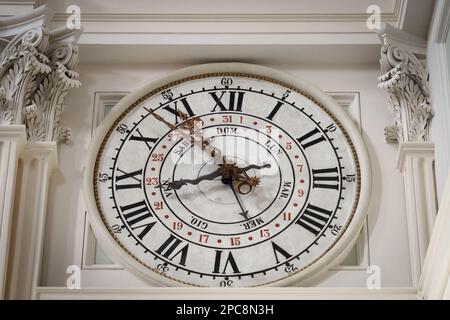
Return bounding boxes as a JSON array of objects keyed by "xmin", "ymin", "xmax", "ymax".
[{"xmin": 85, "ymin": 63, "xmax": 370, "ymax": 287}]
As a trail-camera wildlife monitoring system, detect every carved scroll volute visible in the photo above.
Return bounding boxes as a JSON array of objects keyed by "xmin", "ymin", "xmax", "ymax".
[
  {"xmin": 0, "ymin": 27, "xmax": 51, "ymax": 125},
  {"xmin": 24, "ymin": 28, "xmax": 81, "ymax": 143},
  {"xmin": 378, "ymin": 27, "xmax": 433, "ymax": 144}
]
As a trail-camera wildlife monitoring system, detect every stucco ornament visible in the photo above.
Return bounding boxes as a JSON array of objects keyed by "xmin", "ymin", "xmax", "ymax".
[
  {"xmin": 0, "ymin": 7, "xmax": 81, "ymax": 143},
  {"xmin": 0, "ymin": 27, "xmax": 51, "ymax": 125},
  {"xmin": 378, "ymin": 27, "xmax": 433, "ymax": 144}
]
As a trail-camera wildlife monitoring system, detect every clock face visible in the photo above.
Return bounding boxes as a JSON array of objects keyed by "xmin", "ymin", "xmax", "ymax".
[{"xmin": 86, "ymin": 64, "xmax": 369, "ymax": 287}]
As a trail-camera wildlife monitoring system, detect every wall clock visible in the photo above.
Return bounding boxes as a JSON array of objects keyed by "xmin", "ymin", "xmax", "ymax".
[{"xmin": 84, "ymin": 63, "xmax": 371, "ymax": 287}]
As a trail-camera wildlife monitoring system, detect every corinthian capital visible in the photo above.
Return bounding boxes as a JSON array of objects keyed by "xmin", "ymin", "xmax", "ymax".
[
  {"xmin": 378, "ymin": 24, "xmax": 433, "ymax": 144},
  {"xmin": 25, "ymin": 27, "xmax": 81, "ymax": 143},
  {"xmin": 0, "ymin": 5, "xmax": 82, "ymax": 143},
  {"xmin": 0, "ymin": 6, "xmax": 53, "ymax": 125}
]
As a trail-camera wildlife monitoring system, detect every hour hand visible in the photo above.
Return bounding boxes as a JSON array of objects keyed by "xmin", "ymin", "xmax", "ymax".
[{"xmin": 167, "ymin": 169, "xmax": 222, "ymax": 190}]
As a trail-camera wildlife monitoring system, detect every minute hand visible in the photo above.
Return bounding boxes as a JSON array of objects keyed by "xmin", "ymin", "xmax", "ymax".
[{"xmin": 168, "ymin": 163, "xmax": 271, "ymax": 190}]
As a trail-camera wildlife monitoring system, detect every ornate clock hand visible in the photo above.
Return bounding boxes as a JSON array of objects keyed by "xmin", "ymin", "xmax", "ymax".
[
  {"xmin": 144, "ymin": 107, "xmax": 225, "ymax": 163},
  {"xmin": 167, "ymin": 170, "xmax": 223, "ymax": 190},
  {"xmin": 167, "ymin": 163, "xmax": 271, "ymax": 190},
  {"xmin": 220, "ymin": 162, "xmax": 271, "ymax": 195}
]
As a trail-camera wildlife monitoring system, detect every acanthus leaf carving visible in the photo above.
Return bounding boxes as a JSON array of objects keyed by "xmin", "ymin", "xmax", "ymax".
[
  {"xmin": 23, "ymin": 103, "xmax": 45, "ymax": 141},
  {"xmin": 378, "ymin": 27, "xmax": 433, "ymax": 144},
  {"xmin": 0, "ymin": 27, "xmax": 51, "ymax": 125},
  {"xmin": 1, "ymin": 8, "xmax": 81, "ymax": 143}
]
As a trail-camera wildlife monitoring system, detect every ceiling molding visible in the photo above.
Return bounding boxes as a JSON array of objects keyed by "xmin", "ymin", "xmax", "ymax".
[
  {"xmin": 50, "ymin": 0, "xmax": 406, "ymax": 24},
  {"xmin": 51, "ymin": 12, "xmax": 401, "ymax": 24}
]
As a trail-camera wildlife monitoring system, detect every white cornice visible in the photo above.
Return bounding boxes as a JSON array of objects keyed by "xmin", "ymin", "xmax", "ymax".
[
  {"xmin": 78, "ymin": 33, "xmax": 380, "ymax": 46},
  {"xmin": 49, "ymin": 0, "xmax": 406, "ymax": 23},
  {"xmin": 51, "ymin": 12, "xmax": 401, "ymax": 24},
  {"xmin": 378, "ymin": 23, "xmax": 428, "ymax": 57},
  {"xmin": 48, "ymin": 25, "xmax": 81, "ymax": 44},
  {"xmin": 0, "ymin": 5, "xmax": 53, "ymax": 38}
]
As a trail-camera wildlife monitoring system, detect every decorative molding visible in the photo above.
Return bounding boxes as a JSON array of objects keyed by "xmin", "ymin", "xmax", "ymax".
[
  {"xmin": 397, "ymin": 142, "xmax": 437, "ymax": 288},
  {"xmin": 34, "ymin": 286, "xmax": 418, "ymax": 300},
  {"xmin": 378, "ymin": 24, "xmax": 433, "ymax": 144},
  {"xmin": 426, "ymin": 0, "xmax": 450, "ymax": 202},
  {"xmin": 49, "ymin": 0, "xmax": 406, "ymax": 24},
  {"xmin": 82, "ymin": 92, "xmax": 128, "ymax": 270},
  {"xmin": 419, "ymin": 172, "xmax": 450, "ymax": 300},
  {"xmin": 0, "ymin": 125, "xmax": 25, "ymax": 299},
  {"xmin": 5, "ymin": 141, "xmax": 57, "ymax": 299},
  {"xmin": 0, "ymin": 5, "xmax": 53, "ymax": 39}
]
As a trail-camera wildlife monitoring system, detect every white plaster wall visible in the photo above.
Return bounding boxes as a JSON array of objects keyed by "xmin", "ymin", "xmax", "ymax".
[{"xmin": 41, "ymin": 62, "xmax": 412, "ymax": 288}]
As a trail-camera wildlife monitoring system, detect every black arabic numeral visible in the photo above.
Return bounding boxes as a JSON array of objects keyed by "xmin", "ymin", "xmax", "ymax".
[
  {"xmin": 331, "ymin": 224, "xmax": 343, "ymax": 236},
  {"xmin": 161, "ymin": 89, "xmax": 173, "ymax": 100},
  {"xmin": 326, "ymin": 124, "xmax": 337, "ymax": 132},
  {"xmin": 343, "ymin": 174, "xmax": 356, "ymax": 182},
  {"xmin": 116, "ymin": 123, "xmax": 128, "ymax": 134},
  {"xmin": 219, "ymin": 279, "xmax": 234, "ymax": 287},
  {"xmin": 221, "ymin": 78, "xmax": 233, "ymax": 86},
  {"xmin": 98, "ymin": 173, "xmax": 110, "ymax": 183},
  {"xmin": 111, "ymin": 224, "xmax": 122, "ymax": 233},
  {"xmin": 282, "ymin": 89, "xmax": 291, "ymax": 99}
]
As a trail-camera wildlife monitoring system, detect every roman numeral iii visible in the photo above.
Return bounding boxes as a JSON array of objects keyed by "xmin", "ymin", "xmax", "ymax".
[{"xmin": 312, "ymin": 167, "xmax": 340, "ymax": 190}]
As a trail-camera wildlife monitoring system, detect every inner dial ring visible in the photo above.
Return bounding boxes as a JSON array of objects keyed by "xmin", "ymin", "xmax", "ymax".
[{"xmin": 143, "ymin": 113, "xmax": 312, "ymax": 249}]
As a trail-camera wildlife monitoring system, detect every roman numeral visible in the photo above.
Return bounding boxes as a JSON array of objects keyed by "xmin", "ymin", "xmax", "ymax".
[
  {"xmin": 271, "ymin": 241, "xmax": 292, "ymax": 264},
  {"xmin": 213, "ymin": 250, "xmax": 240, "ymax": 274},
  {"xmin": 120, "ymin": 200, "xmax": 156, "ymax": 240},
  {"xmin": 296, "ymin": 203, "xmax": 333, "ymax": 236},
  {"xmin": 129, "ymin": 128, "xmax": 157, "ymax": 150},
  {"xmin": 297, "ymin": 128, "xmax": 326, "ymax": 149},
  {"xmin": 210, "ymin": 91, "xmax": 245, "ymax": 112},
  {"xmin": 115, "ymin": 168, "xmax": 142, "ymax": 190},
  {"xmin": 163, "ymin": 97, "xmax": 195, "ymax": 124},
  {"xmin": 266, "ymin": 101, "xmax": 283, "ymax": 120},
  {"xmin": 156, "ymin": 234, "xmax": 189, "ymax": 266},
  {"xmin": 312, "ymin": 167, "xmax": 339, "ymax": 190}
]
